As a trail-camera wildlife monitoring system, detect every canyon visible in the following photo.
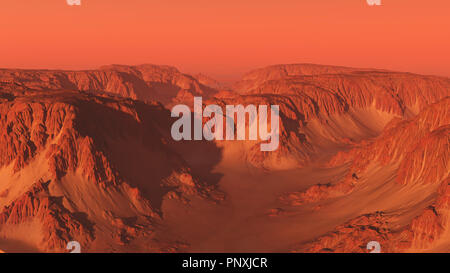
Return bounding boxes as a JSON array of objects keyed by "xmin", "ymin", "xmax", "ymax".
[{"xmin": 0, "ymin": 63, "xmax": 448, "ymax": 252}]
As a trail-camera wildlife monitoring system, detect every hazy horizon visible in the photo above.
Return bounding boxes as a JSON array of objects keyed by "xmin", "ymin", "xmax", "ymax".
[{"xmin": 1, "ymin": 0, "xmax": 449, "ymax": 81}]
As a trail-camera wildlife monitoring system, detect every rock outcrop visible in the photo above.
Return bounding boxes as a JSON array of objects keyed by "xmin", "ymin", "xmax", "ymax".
[
  {"xmin": 0, "ymin": 63, "xmax": 448, "ymax": 253},
  {"xmin": 210, "ymin": 64, "xmax": 449, "ymax": 170},
  {"xmin": 288, "ymin": 98, "xmax": 449, "ymax": 252},
  {"xmin": 0, "ymin": 90, "xmax": 222, "ymax": 252},
  {"xmin": 0, "ymin": 64, "xmax": 218, "ymax": 106}
]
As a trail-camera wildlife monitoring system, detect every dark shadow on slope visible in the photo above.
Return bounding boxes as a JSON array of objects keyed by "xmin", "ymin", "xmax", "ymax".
[{"xmin": 72, "ymin": 95, "xmax": 223, "ymax": 214}]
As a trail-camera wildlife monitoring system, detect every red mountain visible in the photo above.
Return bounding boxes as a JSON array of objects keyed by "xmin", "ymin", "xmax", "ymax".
[
  {"xmin": 0, "ymin": 64, "xmax": 218, "ymax": 106},
  {"xmin": 0, "ymin": 64, "xmax": 448, "ymax": 253}
]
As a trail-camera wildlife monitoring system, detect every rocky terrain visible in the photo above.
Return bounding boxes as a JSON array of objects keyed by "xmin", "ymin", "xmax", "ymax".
[
  {"xmin": 0, "ymin": 89, "xmax": 222, "ymax": 252},
  {"xmin": 0, "ymin": 64, "xmax": 218, "ymax": 107},
  {"xmin": 0, "ymin": 63, "xmax": 448, "ymax": 252}
]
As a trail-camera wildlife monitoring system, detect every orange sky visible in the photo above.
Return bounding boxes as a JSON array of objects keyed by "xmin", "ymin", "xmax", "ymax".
[{"xmin": 1, "ymin": 0, "xmax": 449, "ymax": 80}]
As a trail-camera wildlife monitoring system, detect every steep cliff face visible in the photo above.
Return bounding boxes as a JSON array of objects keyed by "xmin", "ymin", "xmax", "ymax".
[
  {"xmin": 236, "ymin": 64, "xmax": 449, "ymax": 116},
  {"xmin": 0, "ymin": 180, "xmax": 94, "ymax": 252},
  {"xmin": 0, "ymin": 90, "xmax": 221, "ymax": 252},
  {"xmin": 0, "ymin": 64, "xmax": 217, "ymax": 106},
  {"xmin": 327, "ymin": 98, "xmax": 449, "ymax": 191},
  {"xmin": 209, "ymin": 65, "xmax": 449, "ymax": 170},
  {"xmin": 0, "ymin": 63, "xmax": 448, "ymax": 253},
  {"xmin": 287, "ymin": 98, "xmax": 449, "ymax": 252},
  {"xmin": 234, "ymin": 63, "xmax": 388, "ymax": 92}
]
